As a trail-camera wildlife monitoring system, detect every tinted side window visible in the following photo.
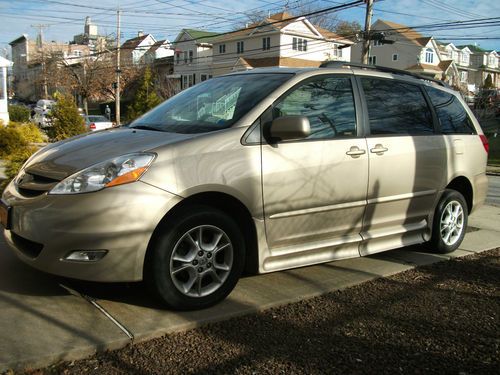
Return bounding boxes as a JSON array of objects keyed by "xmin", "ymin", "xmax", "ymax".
[
  {"xmin": 424, "ymin": 86, "xmax": 476, "ymax": 134},
  {"xmin": 273, "ymin": 76, "xmax": 356, "ymax": 139},
  {"xmin": 361, "ymin": 78, "xmax": 434, "ymax": 135}
]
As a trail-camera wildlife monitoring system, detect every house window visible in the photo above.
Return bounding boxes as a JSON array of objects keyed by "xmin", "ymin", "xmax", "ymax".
[
  {"xmin": 425, "ymin": 48, "xmax": 434, "ymax": 64},
  {"xmin": 292, "ymin": 37, "xmax": 308, "ymax": 51},
  {"xmin": 183, "ymin": 51, "xmax": 187, "ymax": 63},
  {"xmin": 373, "ymin": 40, "xmax": 382, "ymax": 47},
  {"xmin": 488, "ymin": 55, "xmax": 495, "ymax": 66},
  {"xmin": 369, "ymin": 55, "xmax": 377, "ymax": 65},
  {"xmin": 182, "ymin": 75, "xmax": 187, "ymax": 89},
  {"xmin": 176, "ymin": 52, "xmax": 180, "ymax": 64},
  {"xmin": 219, "ymin": 44, "xmax": 226, "ymax": 54},
  {"xmin": 73, "ymin": 50, "xmax": 82, "ymax": 57},
  {"xmin": 189, "ymin": 50, "xmax": 193, "ymax": 63},
  {"xmin": 201, "ymin": 74, "xmax": 207, "ymax": 81},
  {"xmin": 461, "ymin": 52, "xmax": 468, "ymax": 64},
  {"xmin": 460, "ymin": 71, "xmax": 468, "ymax": 82},
  {"xmin": 262, "ymin": 37, "xmax": 271, "ymax": 51},
  {"xmin": 392, "ymin": 54, "xmax": 398, "ymax": 61},
  {"xmin": 237, "ymin": 41, "xmax": 244, "ymax": 54},
  {"xmin": 188, "ymin": 74, "xmax": 193, "ymax": 87},
  {"xmin": 193, "ymin": 73, "xmax": 196, "ymax": 85}
]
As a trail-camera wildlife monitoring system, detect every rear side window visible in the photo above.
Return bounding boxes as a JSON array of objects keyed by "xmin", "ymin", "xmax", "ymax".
[
  {"xmin": 424, "ymin": 86, "xmax": 476, "ymax": 134},
  {"xmin": 361, "ymin": 78, "xmax": 434, "ymax": 135},
  {"xmin": 273, "ymin": 76, "xmax": 357, "ymax": 139}
]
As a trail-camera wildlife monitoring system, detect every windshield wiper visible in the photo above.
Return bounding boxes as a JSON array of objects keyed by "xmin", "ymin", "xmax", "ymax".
[{"xmin": 130, "ymin": 125, "xmax": 164, "ymax": 132}]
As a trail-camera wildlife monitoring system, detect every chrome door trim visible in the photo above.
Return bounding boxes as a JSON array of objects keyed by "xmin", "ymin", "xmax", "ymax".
[
  {"xmin": 269, "ymin": 199, "xmax": 367, "ymax": 219},
  {"xmin": 366, "ymin": 189, "xmax": 437, "ymax": 205}
]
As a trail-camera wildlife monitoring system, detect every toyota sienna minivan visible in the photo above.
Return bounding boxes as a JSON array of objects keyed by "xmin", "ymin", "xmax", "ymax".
[{"xmin": 1, "ymin": 63, "xmax": 489, "ymax": 310}]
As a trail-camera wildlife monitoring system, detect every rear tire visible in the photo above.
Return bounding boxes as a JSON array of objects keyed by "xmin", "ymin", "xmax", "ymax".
[
  {"xmin": 428, "ymin": 189, "xmax": 468, "ymax": 254},
  {"xmin": 145, "ymin": 205, "xmax": 245, "ymax": 310}
]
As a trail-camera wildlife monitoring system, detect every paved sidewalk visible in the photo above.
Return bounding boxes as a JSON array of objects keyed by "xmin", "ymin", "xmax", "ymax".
[{"xmin": 1, "ymin": 205, "xmax": 500, "ymax": 372}]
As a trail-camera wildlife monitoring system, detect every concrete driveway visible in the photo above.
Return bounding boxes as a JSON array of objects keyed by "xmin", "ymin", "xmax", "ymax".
[{"xmin": 1, "ymin": 202, "xmax": 500, "ymax": 372}]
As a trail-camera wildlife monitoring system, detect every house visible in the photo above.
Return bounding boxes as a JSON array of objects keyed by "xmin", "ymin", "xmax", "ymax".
[
  {"xmin": 456, "ymin": 45, "xmax": 500, "ymax": 90},
  {"xmin": 172, "ymin": 28, "xmax": 219, "ymax": 90},
  {"xmin": 121, "ymin": 32, "xmax": 156, "ymax": 66},
  {"xmin": 211, "ymin": 12, "xmax": 353, "ymax": 76},
  {"xmin": 9, "ymin": 34, "xmax": 89, "ymax": 101},
  {"xmin": 143, "ymin": 39, "xmax": 174, "ymax": 64},
  {"xmin": 352, "ymin": 20, "xmax": 460, "ymax": 85},
  {"xmin": 437, "ymin": 43, "xmax": 476, "ymax": 92}
]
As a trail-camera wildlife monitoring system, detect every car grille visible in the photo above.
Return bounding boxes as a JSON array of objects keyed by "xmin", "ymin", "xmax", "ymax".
[
  {"xmin": 16, "ymin": 171, "xmax": 61, "ymax": 197},
  {"xmin": 11, "ymin": 232, "xmax": 44, "ymax": 259}
]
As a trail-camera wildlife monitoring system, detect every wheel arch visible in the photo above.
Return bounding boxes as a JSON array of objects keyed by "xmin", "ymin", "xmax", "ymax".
[
  {"xmin": 144, "ymin": 191, "xmax": 259, "ymax": 276},
  {"xmin": 446, "ymin": 176, "xmax": 473, "ymax": 213}
]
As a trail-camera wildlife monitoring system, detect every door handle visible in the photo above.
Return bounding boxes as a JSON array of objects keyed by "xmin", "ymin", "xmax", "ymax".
[
  {"xmin": 346, "ymin": 146, "xmax": 366, "ymax": 158},
  {"xmin": 370, "ymin": 144, "xmax": 388, "ymax": 155}
]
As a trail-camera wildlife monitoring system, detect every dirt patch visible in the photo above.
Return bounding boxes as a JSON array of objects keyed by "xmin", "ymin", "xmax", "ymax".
[{"xmin": 19, "ymin": 249, "xmax": 500, "ymax": 375}]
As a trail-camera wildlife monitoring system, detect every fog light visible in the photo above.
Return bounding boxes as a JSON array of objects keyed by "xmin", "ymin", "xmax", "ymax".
[{"xmin": 64, "ymin": 250, "xmax": 108, "ymax": 262}]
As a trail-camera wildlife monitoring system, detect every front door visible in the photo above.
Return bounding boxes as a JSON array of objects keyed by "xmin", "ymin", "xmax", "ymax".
[{"xmin": 261, "ymin": 75, "xmax": 369, "ymax": 269}]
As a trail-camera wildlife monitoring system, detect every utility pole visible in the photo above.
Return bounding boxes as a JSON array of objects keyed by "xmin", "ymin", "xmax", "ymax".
[
  {"xmin": 32, "ymin": 24, "xmax": 49, "ymax": 98},
  {"xmin": 115, "ymin": 8, "xmax": 121, "ymax": 125},
  {"xmin": 361, "ymin": 0, "xmax": 373, "ymax": 64}
]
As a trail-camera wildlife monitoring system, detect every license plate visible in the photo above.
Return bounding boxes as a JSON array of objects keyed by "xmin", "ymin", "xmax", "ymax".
[{"xmin": 0, "ymin": 200, "xmax": 11, "ymax": 230}]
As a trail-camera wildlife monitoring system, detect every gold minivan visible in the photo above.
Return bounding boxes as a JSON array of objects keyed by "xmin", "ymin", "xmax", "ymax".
[{"xmin": 1, "ymin": 64, "xmax": 489, "ymax": 310}]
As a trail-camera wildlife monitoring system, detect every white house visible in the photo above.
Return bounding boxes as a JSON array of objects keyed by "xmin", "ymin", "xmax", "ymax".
[
  {"xmin": 0, "ymin": 56, "xmax": 13, "ymax": 124},
  {"xmin": 211, "ymin": 12, "xmax": 353, "ymax": 76},
  {"xmin": 437, "ymin": 43, "xmax": 476, "ymax": 91},
  {"xmin": 121, "ymin": 32, "xmax": 156, "ymax": 66},
  {"xmin": 172, "ymin": 29, "xmax": 219, "ymax": 90}
]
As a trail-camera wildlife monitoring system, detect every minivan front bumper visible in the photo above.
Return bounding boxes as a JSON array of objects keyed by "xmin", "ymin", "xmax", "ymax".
[{"xmin": 2, "ymin": 180, "xmax": 182, "ymax": 282}]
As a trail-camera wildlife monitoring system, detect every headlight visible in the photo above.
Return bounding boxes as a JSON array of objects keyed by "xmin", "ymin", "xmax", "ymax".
[{"xmin": 49, "ymin": 153, "xmax": 156, "ymax": 195}]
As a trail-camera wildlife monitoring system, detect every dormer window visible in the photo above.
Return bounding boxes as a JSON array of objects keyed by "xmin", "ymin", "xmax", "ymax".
[{"xmin": 425, "ymin": 48, "xmax": 434, "ymax": 64}]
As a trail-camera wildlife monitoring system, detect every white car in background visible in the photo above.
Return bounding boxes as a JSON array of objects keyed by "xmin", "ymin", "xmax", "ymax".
[{"xmin": 84, "ymin": 115, "xmax": 114, "ymax": 131}]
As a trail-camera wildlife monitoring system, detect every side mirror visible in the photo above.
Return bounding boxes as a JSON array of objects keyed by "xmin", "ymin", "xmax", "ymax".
[{"xmin": 268, "ymin": 116, "xmax": 310, "ymax": 142}]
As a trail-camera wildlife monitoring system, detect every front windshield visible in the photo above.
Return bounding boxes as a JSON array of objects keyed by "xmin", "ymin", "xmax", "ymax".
[{"xmin": 130, "ymin": 73, "xmax": 293, "ymax": 134}]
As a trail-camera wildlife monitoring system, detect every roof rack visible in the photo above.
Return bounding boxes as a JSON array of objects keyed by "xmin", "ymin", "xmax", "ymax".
[{"xmin": 319, "ymin": 61, "xmax": 449, "ymax": 88}]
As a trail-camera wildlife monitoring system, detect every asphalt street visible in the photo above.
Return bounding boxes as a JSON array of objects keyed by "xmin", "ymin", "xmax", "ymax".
[{"xmin": 486, "ymin": 175, "xmax": 500, "ymax": 206}]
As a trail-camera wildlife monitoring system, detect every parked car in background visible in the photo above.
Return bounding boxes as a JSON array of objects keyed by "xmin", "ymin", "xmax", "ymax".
[
  {"xmin": 1, "ymin": 64, "xmax": 489, "ymax": 311},
  {"xmin": 84, "ymin": 115, "xmax": 114, "ymax": 131},
  {"xmin": 32, "ymin": 99, "xmax": 56, "ymax": 128}
]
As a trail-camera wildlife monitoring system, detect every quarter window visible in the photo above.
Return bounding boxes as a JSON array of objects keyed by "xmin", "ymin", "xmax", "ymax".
[
  {"xmin": 361, "ymin": 78, "xmax": 434, "ymax": 135},
  {"xmin": 425, "ymin": 86, "xmax": 475, "ymax": 134},
  {"xmin": 273, "ymin": 76, "xmax": 357, "ymax": 140}
]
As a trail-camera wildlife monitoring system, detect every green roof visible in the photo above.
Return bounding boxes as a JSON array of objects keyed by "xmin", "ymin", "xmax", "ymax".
[
  {"xmin": 456, "ymin": 44, "xmax": 494, "ymax": 53},
  {"xmin": 183, "ymin": 29, "xmax": 219, "ymax": 43}
]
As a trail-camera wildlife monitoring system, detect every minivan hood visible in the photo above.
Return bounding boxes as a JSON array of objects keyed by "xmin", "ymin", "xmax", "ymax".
[{"xmin": 25, "ymin": 128, "xmax": 194, "ymax": 180}]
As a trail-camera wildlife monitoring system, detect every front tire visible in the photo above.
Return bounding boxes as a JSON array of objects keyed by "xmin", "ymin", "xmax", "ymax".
[
  {"xmin": 428, "ymin": 189, "xmax": 468, "ymax": 254},
  {"xmin": 145, "ymin": 206, "xmax": 245, "ymax": 310}
]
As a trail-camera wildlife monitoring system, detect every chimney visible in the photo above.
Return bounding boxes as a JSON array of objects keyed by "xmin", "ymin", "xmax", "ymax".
[{"xmin": 138, "ymin": 30, "xmax": 144, "ymax": 37}]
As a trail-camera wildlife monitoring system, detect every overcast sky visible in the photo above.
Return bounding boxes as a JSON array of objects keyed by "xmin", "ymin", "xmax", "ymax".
[{"xmin": 1, "ymin": 0, "xmax": 499, "ymax": 57}]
